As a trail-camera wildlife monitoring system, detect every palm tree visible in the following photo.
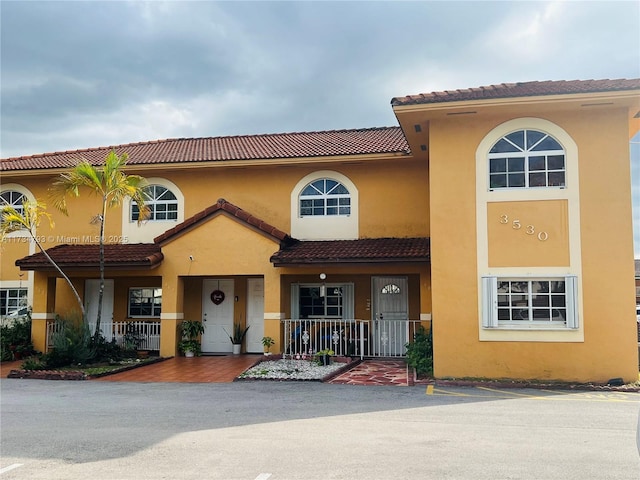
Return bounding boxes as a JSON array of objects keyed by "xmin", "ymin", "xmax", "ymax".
[
  {"xmin": 0, "ymin": 200, "xmax": 85, "ymax": 317},
  {"xmin": 50, "ymin": 150, "xmax": 149, "ymax": 339}
]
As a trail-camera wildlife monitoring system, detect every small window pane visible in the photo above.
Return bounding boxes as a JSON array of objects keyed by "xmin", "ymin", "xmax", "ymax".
[
  {"xmin": 529, "ymin": 172, "xmax": 546, "ymax": 187},
  {"xmin": 490, "ymin": 174, "xmax": 507, "ymax": 188},
  {"xmin": 529, "ymin": 156, "xmax": 546, "ymax": 171},
  {"xmin": 508, "ymin": 173, "xmax": 525, "ymax": 187},
  {"xmin": 490, "ymin": 138, "xmax": 519, "ymax": 154},
  {"xmin": 507, "ymin": 157, "xmax": 525, "ymax": 172},
  {"xmin": 548, "ymin": 172, "xmax": 565, "ymax": 187},
  {"xmin": 490, "ymin": 158, "xmax": 507, "ymax": 173},
  {"xmin": 548, "ymin": 155, "xmax": 565, "ymax": 170},
  {"xmin": 526, "ymin": 130, "xmax": 546, "ymax": 149},
  {"xmin": 531, "ymin": 135, "xmax": 562, "ymax": 151},
  {"xmin": 505, "ymin": 131, "xmax": 525, "ymax": 150}
]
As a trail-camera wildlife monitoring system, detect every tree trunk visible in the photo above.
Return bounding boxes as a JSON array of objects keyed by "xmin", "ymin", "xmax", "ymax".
[{"xmin": 94, "ymin": 197, "xmax": 107, "ymax": 340}]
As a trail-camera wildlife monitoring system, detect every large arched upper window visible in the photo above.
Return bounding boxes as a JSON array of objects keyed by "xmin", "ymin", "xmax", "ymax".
[
  {"xmin": 488, "ymin": 129, "xmax": 565, "ymax": 189},
  {"xmin": 0, "ymin": 190, "xmax": 26, "ymax": 215},
  {"xmin": 131, "ymin": 185, "xmax": 178, "ymax": 221},
  {"xmin": 299, "ymin": 179, "xmax": 351, "ymax": 217}
]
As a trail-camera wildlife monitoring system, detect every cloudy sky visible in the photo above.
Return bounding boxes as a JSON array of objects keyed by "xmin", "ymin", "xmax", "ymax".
[{"xmin": 1, "ymin": 0, "xmax": 639, "ymax": 252}]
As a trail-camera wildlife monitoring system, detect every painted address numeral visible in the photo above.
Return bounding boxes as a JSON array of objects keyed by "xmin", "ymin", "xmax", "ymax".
[{"xmin": 499, "ymin": 214, "xmax": 549, "ymax": 241}]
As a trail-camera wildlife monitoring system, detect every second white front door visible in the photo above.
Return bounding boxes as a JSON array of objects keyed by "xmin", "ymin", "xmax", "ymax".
[{"xmin": 202, "ymin": 279, "xmax": 235, "ymax": 353}]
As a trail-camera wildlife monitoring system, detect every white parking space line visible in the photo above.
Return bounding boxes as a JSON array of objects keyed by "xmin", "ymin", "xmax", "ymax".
[
  {"xmin": 0, "ymin": 464, "xmax": 23, "ymax": 475},
  {"xmin": 254, "ymin": 474, "xmax": 272, "ymax": 480}
]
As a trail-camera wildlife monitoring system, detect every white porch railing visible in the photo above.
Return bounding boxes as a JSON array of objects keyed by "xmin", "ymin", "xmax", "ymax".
[
  {"xmin": 281, "ymin": 318, "xmax": 423, "ymax": 359},
  {"xmin": 46, "ymin": 320, "xmax": 161, "ymax": 351}
]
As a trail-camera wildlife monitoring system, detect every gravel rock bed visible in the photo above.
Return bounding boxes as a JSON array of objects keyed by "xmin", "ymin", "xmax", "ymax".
[{"xmin": 238, "ymin": 359, "xmax": 345, "ymax": 381}]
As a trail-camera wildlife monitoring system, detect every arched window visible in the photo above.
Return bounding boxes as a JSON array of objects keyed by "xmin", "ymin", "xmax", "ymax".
[
  {"xmin": 299, "ymin": 179, "xmax": 351, "ymax": 217},
  {"xmin": 381, "ymin": 284, "xmax": 401, "ymax": 294},
  {"xmin": 488, "ymin": 129, "xmax": 565, "ymax": 189},
  {"xmin": 131, "ymin": 185, "xmax": 178, "ymax": 221},
  {"xmin": 0, "ymin": 190, "xmax": 26, "ymax": 215}
]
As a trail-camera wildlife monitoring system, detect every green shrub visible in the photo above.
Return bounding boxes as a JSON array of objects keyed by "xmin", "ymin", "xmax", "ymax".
[
  {"xmin": 0, "ymin": 315, "xmax": 35, "ymax": 361},
  {"xmin": 43, "ymin": 320, "xmax": 95, "ymax": 368},
  {"xmin": 405, "ymin": 325, "xmax": 433, "ymax": 376}
]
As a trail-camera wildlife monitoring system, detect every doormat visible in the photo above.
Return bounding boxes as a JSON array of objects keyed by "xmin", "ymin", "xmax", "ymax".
[{"xmin": 200, "ymin": 353, "xmax": 229, "ymax": 356}]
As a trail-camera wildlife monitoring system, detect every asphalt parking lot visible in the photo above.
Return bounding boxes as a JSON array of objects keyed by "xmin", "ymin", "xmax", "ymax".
[{"xmin": 1, "ymin": 379, "xmax": 638, "ymax": 480}]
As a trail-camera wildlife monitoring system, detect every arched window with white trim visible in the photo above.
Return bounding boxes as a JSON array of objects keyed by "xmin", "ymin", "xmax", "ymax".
[
  {"xmin": 0, "ymin": 190, "xmax": 27, "ymax": 215},
  {"xmin": 291, "ymin": 171, "xmax": 359, "ymax": 240},
  {"xmin": 131, "ymin": 185, "xmax": 178, "ymax": 222},
  {"xmin": 488, "ymin": 129, "xmax": 566, "ymax": 189},
  {"xmin": 299, "ymin": 178, "xmax": 351, "ymax": 217}
]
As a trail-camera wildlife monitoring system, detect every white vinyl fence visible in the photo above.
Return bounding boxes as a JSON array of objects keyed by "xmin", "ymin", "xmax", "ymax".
[{"xmin": 46, "ymin": 320, "xmax": 161, "ymax": 351}]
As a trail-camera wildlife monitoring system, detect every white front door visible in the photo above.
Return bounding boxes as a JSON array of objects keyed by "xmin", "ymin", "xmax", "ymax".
[
  {"xmin": 201, "ymin": 279, "xmax": 235, "ymax": 353},
  {"xmin": 84, "ymin": 279, "xmax": 114, "ymax": 340},
  {"xmin": 245, "ymin": 278, "xmax": 265, "ymax": 353},
  {"xmin": 372, "ymin": 276, "xmax": 408, "ymax": 356}
]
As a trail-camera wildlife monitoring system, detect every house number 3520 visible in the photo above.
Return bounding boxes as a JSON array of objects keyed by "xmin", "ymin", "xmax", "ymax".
[{"xmin": 499, "ymin": 214, "xmax": 549, "ymax": 241}]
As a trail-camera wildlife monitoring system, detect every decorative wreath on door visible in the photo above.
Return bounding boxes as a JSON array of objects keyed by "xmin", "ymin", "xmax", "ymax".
[{"xmin": 210, "ymin": 290, "xmax": 225, "ymax": 305}]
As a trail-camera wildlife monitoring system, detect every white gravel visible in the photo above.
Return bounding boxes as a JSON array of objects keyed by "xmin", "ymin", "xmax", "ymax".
[{"xmin": 238, "ymin": 358, "xmax": 344, "ymax": 380}]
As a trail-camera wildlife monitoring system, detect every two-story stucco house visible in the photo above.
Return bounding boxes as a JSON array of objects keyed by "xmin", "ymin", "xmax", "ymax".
[{"xmin": 2, "ymin": 78, "xmax": 639, "ymax": 383}]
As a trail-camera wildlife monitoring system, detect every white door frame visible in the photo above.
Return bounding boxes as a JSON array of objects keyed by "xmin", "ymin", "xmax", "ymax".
[
  {"xmin": 245, "ymin": 278, "xmax": 265, "ymax": 353},
  {"xmin": 84, "ymin": 279, "xmax": 114, "ymax": 340},
  {"xmin": 201, "ymin": 279, "xmax": 235, "ymax": 353},
  {"xmin": 371, "ymin": 276, "xmax": 409, "ymax": 355}
]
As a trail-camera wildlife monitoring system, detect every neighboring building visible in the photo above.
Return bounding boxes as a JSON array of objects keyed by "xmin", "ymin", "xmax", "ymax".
[{"xmin": 1, "ymin": 78, "xmax": 639, "ymax": 383}]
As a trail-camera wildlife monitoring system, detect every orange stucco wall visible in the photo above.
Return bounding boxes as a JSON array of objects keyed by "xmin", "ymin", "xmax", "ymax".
[{"xmin": 427, "ymin": 108, "xmax": 638, "ymax": 383}]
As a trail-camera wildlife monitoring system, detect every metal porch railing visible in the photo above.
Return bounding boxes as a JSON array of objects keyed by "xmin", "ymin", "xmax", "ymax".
[{"xmin": 281, "ymin": 318, "xmax": 422, "ymax": 359}]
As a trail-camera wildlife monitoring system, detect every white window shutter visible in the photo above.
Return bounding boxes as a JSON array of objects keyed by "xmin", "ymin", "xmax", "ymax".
[
  {"xmin": 565, "ymin": 275, "xmax": 579, "ymax": 329},
  {"xmin": 481, "ymin": 276, "xmax": 498, "ymax": 328},
  {"xmin": 290, "ymin": 284, "xmax": 300, "ymax": 320},
  {"xmin": 342, "ymin": 283, "xmax": 354, "ymax": 320}
]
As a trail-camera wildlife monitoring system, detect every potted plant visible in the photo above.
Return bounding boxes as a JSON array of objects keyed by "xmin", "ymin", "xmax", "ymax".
[
  {"xmin": 178, "ymin": 320, "xmax": 205, "ymax": 357},
  {"xmin": 316, "ymin": 348, "xmax": 334, "ymax": 366},
  {"xmin": 261, "ymin": 336, "xmax": 275, "ymax": 355},
  {"xmin": 223, "ymin": 322, "xmax": 250, "ymax": 354}
]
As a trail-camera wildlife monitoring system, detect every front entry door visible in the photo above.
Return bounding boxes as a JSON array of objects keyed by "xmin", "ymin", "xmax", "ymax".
[
  {"xmin": 85, "ymin": 279, "xmax": 114, "ymax": 340},
  {"xmin": 372, "ymin": 276, "xmax": 408, "ymax": 356},
  {"xmin": 245, "ymin": 278, "xmax": 265, "ymax": 353},
  {"xmin": 202, "ymin": 279, "xmax": 235, "ymax": 353}
]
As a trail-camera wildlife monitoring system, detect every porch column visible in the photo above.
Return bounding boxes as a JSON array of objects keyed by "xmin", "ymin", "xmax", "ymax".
[
  {"xmin": 31, "ymin": 271, "xmax": 56, "ymax": 353},
  {"xmin": 160, "ymin": 276, "xmax": 184, "ymax": 357},
  {"xmin": 263, "ymin": 269, "xmax": 283, "ymax": 353}
]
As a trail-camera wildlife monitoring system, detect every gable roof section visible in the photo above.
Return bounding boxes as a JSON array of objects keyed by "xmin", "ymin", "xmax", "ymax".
[
  {"xmin": 154, "ymin": 198, "xmax": 292, "ymax": 246},
  {"xmin": 1, "ymin": 127, "xmax": 409, "ymax": 171},
  {"xmin": 270, "ymin": 237, "xmax": 430, "ymax": 266},
  {"xmin": 391, "ymin": 78, "xmax": 640, "ymax": 106},
  {"xmin": 15, "ymin": 243, "xmax": 163, "ymax": 271}
]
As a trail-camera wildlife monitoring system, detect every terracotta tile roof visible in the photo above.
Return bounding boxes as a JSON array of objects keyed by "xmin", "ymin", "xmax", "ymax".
[
  {"xmin": 1, "ymin": 127, "xmax": 409, "ymax": 171},
  {"xmin": 391, "ymin": 78, "xmax": 640, "ymax": 107},
  {"xmin": 270, "ymin": 237, "xmax": 430, "ymax": 266},
  {"xmin": 154, "ymin": 198, "xmax": 292, "ymax": 246},
  {"xmin": 15, "ymin": 243, "xmax": 163, "ymax": 271}
]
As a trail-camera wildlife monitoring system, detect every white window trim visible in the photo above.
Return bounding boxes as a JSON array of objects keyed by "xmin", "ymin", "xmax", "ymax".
[
  {"xmin": 128, "ymin": 287, "xmax": 162, "ymax": 318},
  {"xmin": 0, "ymin": 184, "xmax": 36, "ymax": 241},
  {"xmin": 121, "ymin": 178, "xmax": 184, "ymax": 243},
  {"xmin": 290, "ymin": 171, "xmax": 359, "ymax": 240},
  {"xmin": 291, "ymin": 283, "xmax": 354, "ymax": 320},
  {"xmin": 482, "ymin": 275, "xmax": 578, "ymax": 330},
  {"xmin": 476, "ymin": 118, "xmax": 583, "ymax": 343}
]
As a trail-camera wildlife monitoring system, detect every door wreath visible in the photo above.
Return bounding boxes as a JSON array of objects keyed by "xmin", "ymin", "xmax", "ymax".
[{"xmin": 210, "ymin": 290, "xmax": 225, "ymax": 305}]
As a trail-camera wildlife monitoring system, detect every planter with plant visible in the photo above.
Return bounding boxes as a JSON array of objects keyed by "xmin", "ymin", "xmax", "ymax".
[
  {"xmin": 178, "ymin": 320, "xmax": 205, "ymax": 357},
  {"xmin": 261, "ymin": 336, "xmax": 275, "ymax": 355},
  {"xmin": 224, "ymin": 322, "xmax": 250, "ymax": 354},
  {"xmin": 316, "ymin": 348, "xmax": 334, "ymax": 366}
]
